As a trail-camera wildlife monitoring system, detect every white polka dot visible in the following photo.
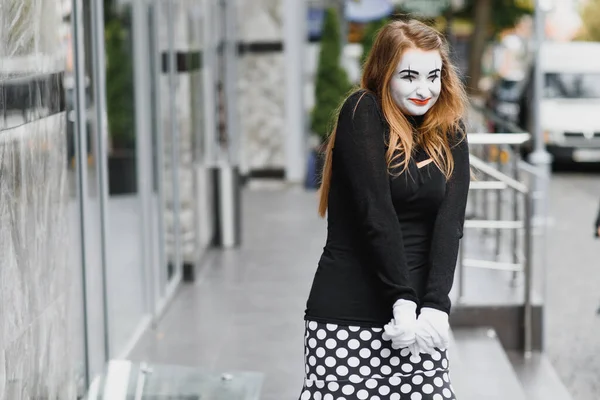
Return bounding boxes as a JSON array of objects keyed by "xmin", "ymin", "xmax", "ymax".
[
  {"xmin": 359, "ymin": 348, "xmax": 371, "ymax": 358},
  {"xmin": 309, "ymin": 356, "xmax": 317, "ymax": 366},
  {"xmin": 372, "ymin": 327, "xmax": 383, "ymax": 333},
  {"xmin": 309, "ymin": 374, "xmax": 317, "ymax": 381},
  {"xmin": 306, "ymin": 379, "xmax": 314, "ymax": 388},
  {"xmin": 425, "ymin": 370, "xmax": 437, "ymax": 377},
  {"xmin": 317, "ymin": 329, "xmax": 327, "ymax": 340},
  {"xmin": 442, "ymin": 359, "xmax": 449, "ymax": 368},
  {"xmin": 400, "ymin": 348, "xmax": 411, "ymax": 357},
  {"xmin": 316, "ymin": 380, "xmax": 325, "ymax": 389},
  {"xmin": 379, "ymin": 385, "xmax": 391, "ymax": 395},
  {"xmin": 324, "ymin": 395, "xmax": 334, "ymax": 400},
  {"xmin": 316, "ymin": 348, "xmax": 326, "ymax": 358},
  {"xmin": 371, "ymin": 340, "xmax": 382, "ymax": 350},
  {"xmin": 411, "ymin": 393, "xmax": 423, "ymax": 400},
  {"xmin": 348, "ymin": 339, "xmax": 360, "ymax": 350},
  {"xmin": 365, "ymin": 379, "xmax": 378, "ymax": 389},
  {"xmin": 325, "ymin": 357, "xmax": 336, "ymax": 367},
  {"xmin": 372, "ymin": 397, "xmax": 381, "ymax": 400},
  {"xmin": 443, "ymin": 372, "xmax": 450, "ymax": 382},
  {"xmin": 336, "ymin": 366, "xmax": 349, "ymax": 376},
  {"xmin": 423, "ymin": 360, "xmax": 434, "ymax": 370},
  {"xmin": 359, "ymin": 365, "xmax": 371, "ymax": 376},
  {"xmin": 389, "ymin": 375, "xmax": 401, "ymax": 386},
  {"xmin": 432, "ymin": 351, "xmax": 442, "ymax": 361},
  {"xmin": 423, "ymin": 383, "xmax": 434, "ymax": 394},
  {"xmin": 301, "ymin": 390, "xmax": 311, "ymax": 400},
  {"xmin": 360, "ymin": 331, "xmax": 372, "ymax": 341},
  {"xmin": 380, "ymin": 348, "xmax": 391, "ymax": 358},
  {"xmin": 349, "ymin": 326, "xmax": 361, "ymax": 332},
  {"xmin": 410, "ymin": 354, "xmax": 422, "ymax": 363},
  {"xmin": 401, "ymin": 383, "xmax": 412, "ymax": 393},
  {"xmin": 309, "ymin": 338, "xmax": 317, "ymax": 348},
  {"xmin": 349, "ymin": 374, "xmax": 363, "ymax": 383},
  {"xmin": 336, "ymin": 348, "xmax": 348, "ymax": 358},
  {"xmin": 316, "ymin": 366, "xmax": 326, "ymax": 376},
  {"xmin": 314, "ymin": 392, "xmax": 322, "ymax": 400},
  {"xmin": 443, "ymin": 388, "xmax": 452, "ymax": 398},
  {"xmin": 305, "ymin": 365, "xmax": 309, "ymax": 374},
  {"xmin": 380, "ymin": 365, "xmax": 392, "ymax": 375},
  {"xmin": 370, "ymin": 357, "xmax": 381, "ymax": 367},
  {"xmin": 337, "ymin": 330, "xmax": 349, "ymax": 340},
  {"xmin": 342, "ymin": 385, "xmax": 355, "ymax": 395},
  {"xmin": 434, "ymin": 377, "xmax": 444, "ymax": 387},
  {"xmin": 401, "ymin": 363, "xmax": 413, "ymax": 373},
  {"xmin": 325, "ymin": 339, "xmax": 337, "ymax": 349},
  {"xmin": 412, "ymin": 375, "xmax": 424, "ymax": 385},
  {"xmin": 348, "ymin": 357, "xmax": 360, "ymax": 368},
  {"xmin": 325, "ymin": 375, "xmax": 336, "ymax": 381},
  {"xmin": 326, "ymin": 324, "xmax": 338, "ymax": 331},
  {"xmin": 309, "ymin": 321, "xmax": 318, "ymax": 331},
  {"xmin": 433, "ymin": 395, "xmax": 443, "ymax": 400},
  {"xmin": 382, "ymin": 331, "xmax": 391, "ymax": 341},
  {"xmin": 327, "ymin": 381, "xmax": 339, "ymax": 391},
  {"xmin": 390, "ymin": 356, "xmax": 400, "ymax": 366},
  {"xmin": 372, "ymin": 374, "xmax": 383, "ymax": 379},
  {"xmin": 391, "ymin": 394, "xmax": 401, "ymax": 400},
  {"xmin": 357, "ymin": 389, "xmax": 369, "ymax": 400}
]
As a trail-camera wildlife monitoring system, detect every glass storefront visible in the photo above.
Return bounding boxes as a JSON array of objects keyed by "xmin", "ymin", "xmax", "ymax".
[{"xmin": 0, "ymin": 0, "xmax": 235, "ymax": 396}]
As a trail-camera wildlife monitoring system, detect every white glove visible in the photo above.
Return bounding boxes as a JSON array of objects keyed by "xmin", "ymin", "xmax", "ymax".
[
  {"xmin": 383, "ymin": 299, "xmax": 418, "ymax": 351},
  {"xmin": 414, "ymin": 307, "xmax": 450, "ymax": 354}
]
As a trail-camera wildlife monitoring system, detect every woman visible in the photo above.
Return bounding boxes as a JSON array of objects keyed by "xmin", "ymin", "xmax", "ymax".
[{"xmin": 299, "ymin": 19, "xmax": 469, "ymax": 400}]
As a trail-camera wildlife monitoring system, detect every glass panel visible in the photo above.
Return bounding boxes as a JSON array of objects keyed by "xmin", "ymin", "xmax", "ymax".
[
  {"xmin": 103, "ymin": 1, "xmax": 147, "ymax": 356},
  {"xmin": 155, "ymin": 0, "xmax": 182, "ymax": 288},
  {"xmin": 84, "ymin": 361, "xmax": 263, "ymax": 400},
  {"xmin": 0, "ymin": 0, "xmax": 87, "ymax": 396}
]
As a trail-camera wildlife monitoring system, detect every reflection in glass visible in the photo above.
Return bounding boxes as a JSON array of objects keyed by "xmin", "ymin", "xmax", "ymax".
[
  {"xmin": 0, "ymin": 0, "xmax": 85, "ymax": 397},
  {"xmin": 103, "ymin": 1, "xmax": 147, "ymax": 356}
]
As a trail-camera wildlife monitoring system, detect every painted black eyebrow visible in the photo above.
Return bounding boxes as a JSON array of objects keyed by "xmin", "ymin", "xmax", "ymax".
[
  {"xmin": 399, "ymin": 68, "xmax": 417, "ymax": 75},
  {"xmin": 399, "ymin": 68, "xmax": 441, "ymax": 75}
]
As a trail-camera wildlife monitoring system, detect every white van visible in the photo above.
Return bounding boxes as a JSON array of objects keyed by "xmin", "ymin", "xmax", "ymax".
[{"xmin": 539, "ymin": 41, "xmax": 600, "ymax": 162}]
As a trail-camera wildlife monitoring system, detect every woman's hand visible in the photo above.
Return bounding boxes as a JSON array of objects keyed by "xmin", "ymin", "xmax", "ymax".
[
  {"xmin": 413, "ymin": 308, "xmax": 450, "ymax": 354},
  {"xmin": 384, "ymin": 299, "xmax": 418, "ymax": 350}
]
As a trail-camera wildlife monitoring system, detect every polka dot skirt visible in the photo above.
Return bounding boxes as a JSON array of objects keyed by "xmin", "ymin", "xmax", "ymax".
[{"xmin": 299, "ymin": 320, "xmax": 456, "ymax": 400}]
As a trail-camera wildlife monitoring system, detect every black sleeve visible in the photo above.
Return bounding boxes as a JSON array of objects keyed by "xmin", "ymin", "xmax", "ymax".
[
  {"xmin": 422, "ymin": 131, "xmax": 471, "ymax": 313},
  {"xmin": 334, "ymin": 91, "xmax": 419, "ymax": 306}
]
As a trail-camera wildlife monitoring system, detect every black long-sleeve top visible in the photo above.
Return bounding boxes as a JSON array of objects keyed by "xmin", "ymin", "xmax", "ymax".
[{"xmin": 305, "ymin": 90, "xmax": 470, "ymax": 327}]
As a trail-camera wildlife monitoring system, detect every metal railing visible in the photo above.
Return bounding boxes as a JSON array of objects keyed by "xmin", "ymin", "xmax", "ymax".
[{"xmin": 459, "ymin": 129, "xmax": 540, "ymax": 356}]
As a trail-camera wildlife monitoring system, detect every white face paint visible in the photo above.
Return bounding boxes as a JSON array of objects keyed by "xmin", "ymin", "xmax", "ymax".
[{"xmin": 390, "ymin": 48, "xmax": 442, "ymax": 116}]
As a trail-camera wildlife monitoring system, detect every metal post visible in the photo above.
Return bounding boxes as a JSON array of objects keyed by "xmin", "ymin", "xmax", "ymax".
[
  {"xmin": 523, "ymin": 191, "xmax": 534, "ymax": 358},
  {"xmin": 283, "ymin": 0, "xmax": 307, "ymax": 183},
  {"xmin": 528, "ymin": 0, "xmax": 552, "ymax": 223}
]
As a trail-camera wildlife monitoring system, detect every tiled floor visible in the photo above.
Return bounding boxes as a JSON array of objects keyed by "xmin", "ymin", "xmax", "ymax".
[{"xmin": 129, "ymin": 185, "xmax": 324, "ymax": 400}]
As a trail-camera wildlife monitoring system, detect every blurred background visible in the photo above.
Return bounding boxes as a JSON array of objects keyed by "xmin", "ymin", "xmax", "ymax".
[{"xmin": 0, "ymin": 0, "xmax": 599, "ymax": 399}]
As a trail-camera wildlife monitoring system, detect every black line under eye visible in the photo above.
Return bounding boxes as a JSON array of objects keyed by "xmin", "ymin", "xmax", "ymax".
[{"xmin": 429, "ymin": 74, "xmax": 439, "ymax": 82}]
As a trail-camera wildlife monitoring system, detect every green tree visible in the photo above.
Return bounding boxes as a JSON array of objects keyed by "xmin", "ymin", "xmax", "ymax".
[
  {"xmin": 577, "ymin": 0, "xmax": 600, "ymax": 41},
  {"xmin": 360, "ymin": 18, "xmax": 389, "ymax": 65},
  {"xmin": 455, "ymin": 0, "xmax": 533, "ymax": 93},
  {"xmin": 105, "ymin": 16, "xmax": 135, "ymax": 149},
  {"xmin": 311, "ymin": 8, "xmax": 353, "ymax": 142}
]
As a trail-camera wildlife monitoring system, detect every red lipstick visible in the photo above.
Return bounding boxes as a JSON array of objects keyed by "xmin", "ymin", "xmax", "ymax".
[{"xmin": 409, "ymin": 98, "xmax": 431, "ymax": 106}]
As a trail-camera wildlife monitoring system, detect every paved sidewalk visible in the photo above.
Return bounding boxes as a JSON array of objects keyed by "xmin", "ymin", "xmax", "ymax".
[{"xmin": 130, "ymin": 185, "xmax": 325, "ymax": 400}]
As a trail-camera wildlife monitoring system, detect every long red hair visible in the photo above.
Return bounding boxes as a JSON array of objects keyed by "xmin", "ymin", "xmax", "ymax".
[{"xmin": 318, "ymin": 19, "xmax": 467, "ymax": 218}]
